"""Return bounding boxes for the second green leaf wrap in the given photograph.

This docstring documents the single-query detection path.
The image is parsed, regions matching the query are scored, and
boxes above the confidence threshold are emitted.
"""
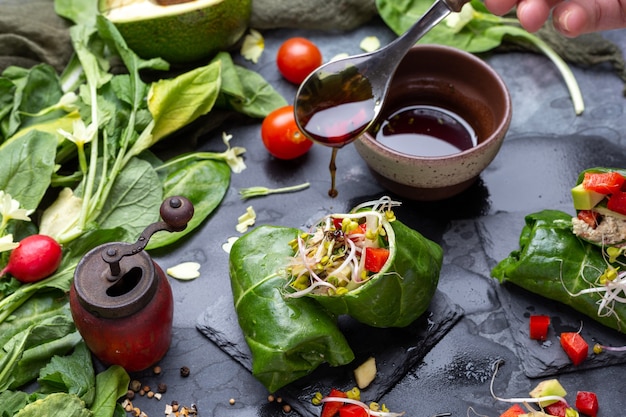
[229,212,443,392]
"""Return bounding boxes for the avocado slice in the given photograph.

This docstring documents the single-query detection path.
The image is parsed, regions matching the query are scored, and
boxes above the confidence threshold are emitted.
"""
[529,379,567,407]
[571,183,605,211]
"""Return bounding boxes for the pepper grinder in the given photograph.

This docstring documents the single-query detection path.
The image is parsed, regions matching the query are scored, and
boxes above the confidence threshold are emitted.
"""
[70,196,194,372]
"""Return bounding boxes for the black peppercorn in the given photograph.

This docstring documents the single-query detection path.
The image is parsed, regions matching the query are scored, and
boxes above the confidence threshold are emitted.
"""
[180,366,190,377]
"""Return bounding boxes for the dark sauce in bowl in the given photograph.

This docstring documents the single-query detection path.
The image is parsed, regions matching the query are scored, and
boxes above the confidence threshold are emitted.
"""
[375,105,477,157]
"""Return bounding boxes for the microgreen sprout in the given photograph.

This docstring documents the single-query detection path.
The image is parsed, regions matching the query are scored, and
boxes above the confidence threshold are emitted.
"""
[489,360,568,409]
[239,182,310,200]
[285,196,400,298]
[593,342,626,354]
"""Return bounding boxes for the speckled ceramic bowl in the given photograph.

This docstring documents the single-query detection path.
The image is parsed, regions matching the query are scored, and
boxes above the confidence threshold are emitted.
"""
[354,44,512,201]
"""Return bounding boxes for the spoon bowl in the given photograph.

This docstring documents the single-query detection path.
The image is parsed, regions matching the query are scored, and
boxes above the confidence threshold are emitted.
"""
[293,0,468,148]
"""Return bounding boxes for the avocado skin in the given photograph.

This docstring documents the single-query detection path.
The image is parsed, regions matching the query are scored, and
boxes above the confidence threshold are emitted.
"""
[105,0,251,64]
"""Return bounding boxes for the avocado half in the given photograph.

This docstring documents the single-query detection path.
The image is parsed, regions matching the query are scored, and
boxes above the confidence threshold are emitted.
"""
[100,0,251,64]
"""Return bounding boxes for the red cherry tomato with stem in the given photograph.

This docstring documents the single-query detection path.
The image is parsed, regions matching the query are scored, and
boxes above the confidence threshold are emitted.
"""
[276,37,323,84]
[261,105,313,160]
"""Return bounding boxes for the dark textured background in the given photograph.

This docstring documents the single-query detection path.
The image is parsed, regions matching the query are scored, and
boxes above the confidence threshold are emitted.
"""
[125,17,626,417]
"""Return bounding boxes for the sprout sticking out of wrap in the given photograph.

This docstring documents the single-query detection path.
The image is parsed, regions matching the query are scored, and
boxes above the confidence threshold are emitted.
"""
[285,197,443,328]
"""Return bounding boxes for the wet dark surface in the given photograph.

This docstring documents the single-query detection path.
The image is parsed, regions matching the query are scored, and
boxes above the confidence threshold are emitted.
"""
[125,18,626,417]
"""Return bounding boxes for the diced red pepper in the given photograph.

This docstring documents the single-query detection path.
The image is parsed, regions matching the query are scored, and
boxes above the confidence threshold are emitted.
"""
[321,389,347,417]
[499,404,526,417]
[583,171,625,194]
[364,247,390,273]
[575,391,599,417]
[607,190,626,215]
[529,315,550,341]
[544,400,569,417]
[560,332,589,366]
[576,210,599,228]
[338,404,369,417]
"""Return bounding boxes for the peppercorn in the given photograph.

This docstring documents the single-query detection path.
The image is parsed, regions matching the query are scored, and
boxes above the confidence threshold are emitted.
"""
[180,366,190,377]
[143,385,151,393]
[157,382,167,393]
[282,404,292,413]
[126,390,135,400]
[229,398,236,405]
[153,365,162,375]
[147,391,155,399]
[130,380,142,392]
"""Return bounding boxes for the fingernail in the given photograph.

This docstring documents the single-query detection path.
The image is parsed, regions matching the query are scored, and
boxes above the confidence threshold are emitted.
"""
[557,9,572,33]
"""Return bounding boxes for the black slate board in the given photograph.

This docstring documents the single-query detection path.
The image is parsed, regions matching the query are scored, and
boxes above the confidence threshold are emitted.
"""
[477,134,626,378]
[197,290,462,417]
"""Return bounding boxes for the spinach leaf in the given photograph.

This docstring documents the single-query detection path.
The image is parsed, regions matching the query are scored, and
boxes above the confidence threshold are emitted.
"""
[213,52,287,118]
[0,131,57,210]
[146,60,222,144]
[230,225,355,393]
[0,314,77,391]
[492,210,626,333]
[90,365,130,417]
[0,390,31,416]
[148,157,230,249]
[95,157,162,242]
[38,342,96,406]
[14,392,90,417]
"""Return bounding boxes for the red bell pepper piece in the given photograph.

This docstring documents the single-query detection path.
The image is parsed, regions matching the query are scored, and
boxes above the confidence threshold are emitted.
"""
[607,190,626,215]
[583,171,625,194]
[576,210,599,228]
[544,400,569,417]
[338,404,369,417]
[321,389,347,417]
[575,391,599,417]
[560,332,589,366]
[364,247,390,273]
[499,404,525,417]
[529,315,550,341]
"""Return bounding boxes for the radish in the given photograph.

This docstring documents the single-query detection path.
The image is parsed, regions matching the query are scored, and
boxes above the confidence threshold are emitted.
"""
[1,234,62,283]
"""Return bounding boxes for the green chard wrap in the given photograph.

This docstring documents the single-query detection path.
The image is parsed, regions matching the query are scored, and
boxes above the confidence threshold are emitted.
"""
[285,199,443,328]
[229,225,355,393]
[229,197,443,392]
[492,209,626,333]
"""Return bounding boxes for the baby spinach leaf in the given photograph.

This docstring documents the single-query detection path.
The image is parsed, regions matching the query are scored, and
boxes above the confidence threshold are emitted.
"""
[148,156,230,249]
[95,157,162,241]
[0,130,57,210]
[90,365,129,417]
[147,60,222,143]
[213,52,287,118]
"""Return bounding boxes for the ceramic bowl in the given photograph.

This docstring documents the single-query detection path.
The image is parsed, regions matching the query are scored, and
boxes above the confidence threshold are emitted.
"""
[354,44,512,201]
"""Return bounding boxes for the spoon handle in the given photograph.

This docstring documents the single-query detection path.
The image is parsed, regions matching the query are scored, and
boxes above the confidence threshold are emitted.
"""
[384,0,468,59]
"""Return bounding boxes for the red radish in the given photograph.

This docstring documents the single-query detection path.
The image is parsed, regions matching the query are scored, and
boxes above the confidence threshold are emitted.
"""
[1,234,62,283]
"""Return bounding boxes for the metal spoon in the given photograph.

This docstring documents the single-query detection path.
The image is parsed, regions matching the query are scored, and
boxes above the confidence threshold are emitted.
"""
[294,0,468,148]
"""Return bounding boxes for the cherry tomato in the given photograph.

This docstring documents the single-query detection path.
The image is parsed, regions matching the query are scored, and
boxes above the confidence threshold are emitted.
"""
[276,37,323,84]
[261,105,313,160]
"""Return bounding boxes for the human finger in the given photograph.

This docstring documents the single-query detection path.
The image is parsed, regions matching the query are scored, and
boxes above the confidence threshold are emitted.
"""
[552,0,626,37]
[515,0,563,32]
[483,0,519,16]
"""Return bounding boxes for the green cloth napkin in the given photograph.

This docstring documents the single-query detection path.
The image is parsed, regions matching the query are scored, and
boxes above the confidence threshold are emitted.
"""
[0,0,73,73]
